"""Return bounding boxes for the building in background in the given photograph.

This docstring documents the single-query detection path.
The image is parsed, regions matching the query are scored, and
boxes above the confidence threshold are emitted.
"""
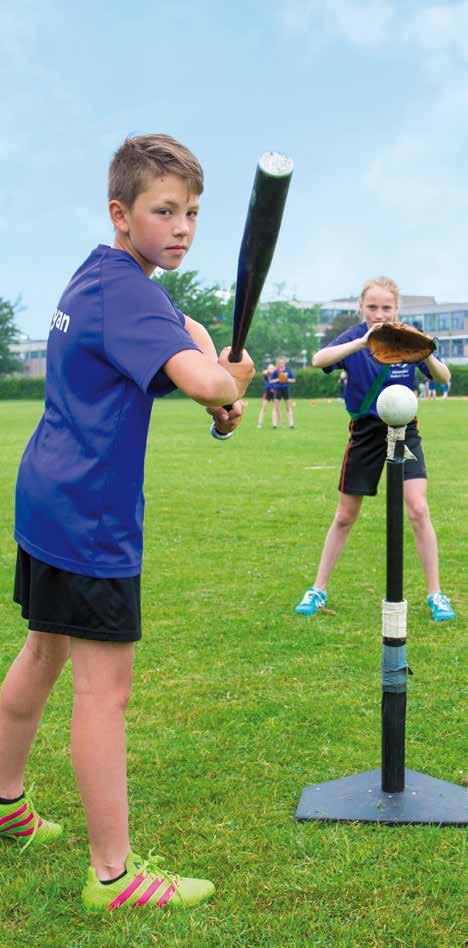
[8,294,468,374]
[319,295,468,363]
[10,336,47,377]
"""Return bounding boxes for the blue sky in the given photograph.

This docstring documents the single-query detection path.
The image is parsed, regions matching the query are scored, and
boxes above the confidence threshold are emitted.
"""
[1,0,467,338]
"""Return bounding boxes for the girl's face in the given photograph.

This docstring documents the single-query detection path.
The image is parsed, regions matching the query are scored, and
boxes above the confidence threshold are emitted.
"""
[360,285,398,328]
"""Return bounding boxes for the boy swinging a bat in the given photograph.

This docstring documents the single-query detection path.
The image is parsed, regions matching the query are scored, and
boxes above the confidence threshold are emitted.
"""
[3,134,254,912]
[295,276,456,623]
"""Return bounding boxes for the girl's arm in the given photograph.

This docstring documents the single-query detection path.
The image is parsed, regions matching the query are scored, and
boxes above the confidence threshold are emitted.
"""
[312,334,367,368]
[312,323,387,369]
[424,354,451,385]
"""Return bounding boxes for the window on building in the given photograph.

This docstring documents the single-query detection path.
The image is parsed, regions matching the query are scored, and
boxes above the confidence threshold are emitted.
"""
[451,340,464,357]
[412,319,423,331]
[451,313,465,329]
[425,314,438,332]
[438,340,450,358]
[439,313,450,330]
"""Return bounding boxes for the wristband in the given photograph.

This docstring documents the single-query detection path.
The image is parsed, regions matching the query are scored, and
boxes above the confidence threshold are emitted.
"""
[210,422,234,441]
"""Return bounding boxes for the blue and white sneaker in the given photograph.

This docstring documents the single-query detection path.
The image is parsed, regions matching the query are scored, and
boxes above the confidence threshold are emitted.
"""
[427,592,456,622]
[295,587,328,616]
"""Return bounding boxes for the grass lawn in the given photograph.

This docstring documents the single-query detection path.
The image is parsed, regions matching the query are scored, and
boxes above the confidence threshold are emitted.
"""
[0,397,466,947]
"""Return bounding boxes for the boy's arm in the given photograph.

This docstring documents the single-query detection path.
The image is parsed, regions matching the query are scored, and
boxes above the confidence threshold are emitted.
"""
[184,315,218,362]
[163,347,254,408]
[182,314,247,432]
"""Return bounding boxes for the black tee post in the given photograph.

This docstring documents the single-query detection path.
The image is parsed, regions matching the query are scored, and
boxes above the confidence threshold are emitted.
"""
[381,435,407,793]
[295,421,466,826]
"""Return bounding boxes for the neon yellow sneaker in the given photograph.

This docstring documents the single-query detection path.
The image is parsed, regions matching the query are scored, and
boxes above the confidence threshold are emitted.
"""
[0,788,63,848]
[82,851,215,912]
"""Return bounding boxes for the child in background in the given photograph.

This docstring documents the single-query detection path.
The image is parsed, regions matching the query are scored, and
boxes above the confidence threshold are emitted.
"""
[1,134,254,912]
[257,362,277,427]
[338,370,347,400]
[271,356,296,428]
[295,276,455,624]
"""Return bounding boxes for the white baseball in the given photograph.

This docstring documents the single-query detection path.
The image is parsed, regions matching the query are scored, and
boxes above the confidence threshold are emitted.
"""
[376,385,418,427]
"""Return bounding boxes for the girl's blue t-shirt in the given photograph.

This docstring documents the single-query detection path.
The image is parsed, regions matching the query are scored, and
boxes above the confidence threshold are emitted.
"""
[270,367,295,389]
[14,245,200,578]
[263,371,276,390]
[322,322,433,416]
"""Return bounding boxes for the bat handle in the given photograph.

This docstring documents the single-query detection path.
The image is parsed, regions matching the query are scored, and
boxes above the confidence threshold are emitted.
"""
[228,346,242,364]
[221,344,243,409]
[210,345,242,438]
[210,421,234,441]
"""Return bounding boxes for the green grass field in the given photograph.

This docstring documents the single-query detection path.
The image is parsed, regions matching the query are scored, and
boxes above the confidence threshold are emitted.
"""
[0,397,466,947]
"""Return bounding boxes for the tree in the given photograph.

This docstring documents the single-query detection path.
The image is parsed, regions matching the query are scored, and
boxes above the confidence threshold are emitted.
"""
[154,270,230,327]
[153,270,320,366]
[320,312,359,347]
[246,301,319,366]
[0,298,23,376]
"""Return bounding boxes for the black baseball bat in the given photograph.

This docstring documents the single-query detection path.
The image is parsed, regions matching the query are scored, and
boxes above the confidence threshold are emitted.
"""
[230,151,294,361]
[211,151,294,439]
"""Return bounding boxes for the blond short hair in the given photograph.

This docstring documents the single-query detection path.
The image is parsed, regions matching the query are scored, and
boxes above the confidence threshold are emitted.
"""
[360,276,400,307]
[108,134,204,208]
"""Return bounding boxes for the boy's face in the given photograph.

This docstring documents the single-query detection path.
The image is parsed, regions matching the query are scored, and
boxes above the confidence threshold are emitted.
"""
[360,286,398,327]
[110,173,199,275]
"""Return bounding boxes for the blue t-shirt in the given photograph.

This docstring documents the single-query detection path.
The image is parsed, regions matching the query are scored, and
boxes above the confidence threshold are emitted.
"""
[271,367,295,389]
[263,371,276,391]
[322,322,434,417]
[14,245,200,578]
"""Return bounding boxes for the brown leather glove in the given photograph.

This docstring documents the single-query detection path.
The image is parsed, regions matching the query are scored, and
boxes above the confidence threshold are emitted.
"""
[369,321,436,364]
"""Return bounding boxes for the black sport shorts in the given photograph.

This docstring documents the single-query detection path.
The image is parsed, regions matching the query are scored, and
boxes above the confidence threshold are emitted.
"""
[338,416,427,497]
[14,546,141,643]
[262,389,275,402]
[274,388,290,400]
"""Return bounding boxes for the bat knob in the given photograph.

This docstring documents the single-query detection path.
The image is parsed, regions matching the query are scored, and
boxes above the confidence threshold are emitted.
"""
[210,422,234,441]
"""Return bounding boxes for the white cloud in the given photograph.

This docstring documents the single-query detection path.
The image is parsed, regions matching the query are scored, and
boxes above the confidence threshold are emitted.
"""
[279,0,468,298]
[280,0,395,47]
[403,3,468,61]
[280,0,468,63]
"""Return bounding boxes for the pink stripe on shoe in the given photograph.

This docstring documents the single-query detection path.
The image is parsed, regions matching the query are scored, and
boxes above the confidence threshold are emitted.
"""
[0,803,28,826]
[156,883,177,907]
[133,877,164,906]
[108,874,146,909]
[9,817,43,838]
[1,812,34,832]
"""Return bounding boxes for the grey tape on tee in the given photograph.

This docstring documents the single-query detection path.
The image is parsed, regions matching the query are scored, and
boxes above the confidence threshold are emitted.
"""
[382,644,408,693]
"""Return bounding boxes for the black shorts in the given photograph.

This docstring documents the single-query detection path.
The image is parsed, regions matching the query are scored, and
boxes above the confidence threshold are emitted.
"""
[13,546,141,643]
[262,389,275,402]
[338,416,427,496]
[274,388,290,400]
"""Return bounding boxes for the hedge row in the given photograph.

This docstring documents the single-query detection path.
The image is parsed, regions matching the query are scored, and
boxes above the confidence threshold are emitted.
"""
[1,365,468,400]
[0,377,46,399]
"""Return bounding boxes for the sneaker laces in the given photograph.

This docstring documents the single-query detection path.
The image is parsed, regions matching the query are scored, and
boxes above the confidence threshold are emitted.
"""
[20,782,40,853]
[431,593,452,609]
[302,588,324,605]
[137,850,181,893]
